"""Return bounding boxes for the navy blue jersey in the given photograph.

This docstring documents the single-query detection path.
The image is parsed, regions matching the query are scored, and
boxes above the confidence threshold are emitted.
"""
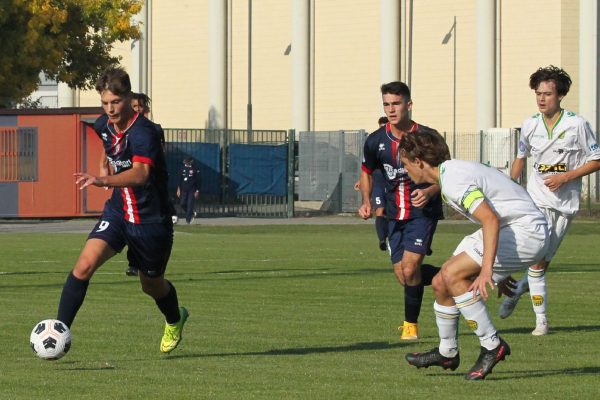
[178,164,201,192]
[362,122,443,221]
[93,113,175,224]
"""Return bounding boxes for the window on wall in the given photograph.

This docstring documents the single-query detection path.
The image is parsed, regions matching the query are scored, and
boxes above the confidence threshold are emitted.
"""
[0,127,38,182]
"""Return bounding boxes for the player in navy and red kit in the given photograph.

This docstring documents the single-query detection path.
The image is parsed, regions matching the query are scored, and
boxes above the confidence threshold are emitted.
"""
[55,67,188,354]
[358,81,442,340]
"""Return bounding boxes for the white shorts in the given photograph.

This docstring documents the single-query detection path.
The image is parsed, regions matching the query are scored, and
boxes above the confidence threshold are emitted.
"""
[453,222,549,283]
[539,207,574,262]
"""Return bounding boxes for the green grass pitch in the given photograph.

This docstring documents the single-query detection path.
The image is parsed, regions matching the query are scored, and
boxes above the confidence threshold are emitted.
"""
[1,221,599,399]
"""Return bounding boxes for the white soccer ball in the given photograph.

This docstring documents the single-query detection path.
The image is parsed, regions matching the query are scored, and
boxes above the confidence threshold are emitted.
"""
[30,319,72,360]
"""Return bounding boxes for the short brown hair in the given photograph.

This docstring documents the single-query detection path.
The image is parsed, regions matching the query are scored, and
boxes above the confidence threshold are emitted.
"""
[529,66,572,96]
[399,128,451,167]
[95,66,132,96]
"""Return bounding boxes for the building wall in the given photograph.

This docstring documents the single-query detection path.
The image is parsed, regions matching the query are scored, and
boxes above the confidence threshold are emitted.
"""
[71,0,589,134]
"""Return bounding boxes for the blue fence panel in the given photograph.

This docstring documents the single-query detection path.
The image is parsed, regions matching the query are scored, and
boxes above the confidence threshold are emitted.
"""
[228,143,287,195]
[165,142,221,195]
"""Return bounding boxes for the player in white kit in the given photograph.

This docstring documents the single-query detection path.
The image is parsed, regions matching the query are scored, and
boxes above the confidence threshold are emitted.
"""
[399,129,549,380]
[498,66,600,335]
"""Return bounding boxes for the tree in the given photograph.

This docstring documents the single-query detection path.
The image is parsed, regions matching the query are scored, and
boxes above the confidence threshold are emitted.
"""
[0,0,142,108]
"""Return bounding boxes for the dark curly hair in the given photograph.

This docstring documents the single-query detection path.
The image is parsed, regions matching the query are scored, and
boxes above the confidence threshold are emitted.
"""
[399,128,451,167]
[529,66,572,96]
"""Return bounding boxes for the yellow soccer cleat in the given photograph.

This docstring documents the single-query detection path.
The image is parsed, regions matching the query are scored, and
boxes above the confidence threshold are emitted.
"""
[399,321,419,340]
[160,307,189,354]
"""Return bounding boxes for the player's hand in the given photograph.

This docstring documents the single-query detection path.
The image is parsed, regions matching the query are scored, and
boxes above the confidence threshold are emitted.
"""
[353,180,361,191]
[543,174,567,192]
[496,276,517,298]
[410,188,430,208]
[194,192,200,200]
[176,188,181,198]
[74,172,101,190]
[468,266,495,300]
[358,203,372,219]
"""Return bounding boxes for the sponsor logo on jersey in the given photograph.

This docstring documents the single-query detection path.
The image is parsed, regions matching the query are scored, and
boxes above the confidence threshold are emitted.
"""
[534,163,567,173]
[383,163,406,180]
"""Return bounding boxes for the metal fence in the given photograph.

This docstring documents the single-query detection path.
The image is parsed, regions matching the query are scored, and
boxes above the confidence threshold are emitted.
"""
[164,128,294,218]
[296,128,600,217]
[297,130,367,213]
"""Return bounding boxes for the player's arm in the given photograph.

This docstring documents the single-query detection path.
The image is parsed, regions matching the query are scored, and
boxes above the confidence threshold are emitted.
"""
[510,157,526,182]
[99,151,110,177]
[358,169,373,219]
[544,159,600,192]
[411,184,440,208]
[75,162,151,189]
[467,200,500,300]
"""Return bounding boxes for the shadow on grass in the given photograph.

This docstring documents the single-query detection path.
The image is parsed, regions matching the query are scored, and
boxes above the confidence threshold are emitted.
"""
[500,325,600,334]
[421,365,600,380]
[165,340,410,360]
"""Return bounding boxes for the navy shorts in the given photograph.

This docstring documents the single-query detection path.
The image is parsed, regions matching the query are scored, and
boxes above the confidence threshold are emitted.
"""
[388,217,437,264]
[88,213,173,277]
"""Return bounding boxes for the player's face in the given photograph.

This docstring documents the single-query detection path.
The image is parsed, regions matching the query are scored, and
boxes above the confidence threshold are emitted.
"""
[382,93,412,126]
[535,80,562,117]
[400,155,425,184]
[131,98,142,113]
[100,90,131,126]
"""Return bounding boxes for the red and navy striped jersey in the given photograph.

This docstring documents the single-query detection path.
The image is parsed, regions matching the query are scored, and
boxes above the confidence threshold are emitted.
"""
[93,113,174,224]
[362,122,443,221]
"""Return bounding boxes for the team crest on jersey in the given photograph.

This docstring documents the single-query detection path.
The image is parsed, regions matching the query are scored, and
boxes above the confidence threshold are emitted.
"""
[378,143,385,151]
[590,143,599,151]
[518,141,527,153]
[534,163,566,174]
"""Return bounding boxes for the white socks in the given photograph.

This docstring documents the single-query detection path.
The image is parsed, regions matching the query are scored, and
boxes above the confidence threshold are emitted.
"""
[454,291,499,350]
[434,302,460,357]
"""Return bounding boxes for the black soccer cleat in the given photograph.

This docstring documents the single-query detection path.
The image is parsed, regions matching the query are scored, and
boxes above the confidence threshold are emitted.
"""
[125,266,138,276]
[465,337,511,380]
[379,240,387,251]
[405,347,460,371]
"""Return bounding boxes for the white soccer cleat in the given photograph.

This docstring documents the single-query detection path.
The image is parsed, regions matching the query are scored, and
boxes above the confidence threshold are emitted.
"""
[172,215,179,224]
[498,277,529,319]
[531,318,548,336]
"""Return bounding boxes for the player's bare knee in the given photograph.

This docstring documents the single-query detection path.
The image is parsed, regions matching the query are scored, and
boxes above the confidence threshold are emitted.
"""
[72,257,96,280]
[431,273,446,295]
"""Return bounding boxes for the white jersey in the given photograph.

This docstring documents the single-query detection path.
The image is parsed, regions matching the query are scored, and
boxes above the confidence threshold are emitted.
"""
[439,159,547,228]
[517,110,600,215]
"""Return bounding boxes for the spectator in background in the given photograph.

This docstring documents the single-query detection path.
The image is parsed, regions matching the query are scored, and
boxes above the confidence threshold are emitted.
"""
[177,157,201,224]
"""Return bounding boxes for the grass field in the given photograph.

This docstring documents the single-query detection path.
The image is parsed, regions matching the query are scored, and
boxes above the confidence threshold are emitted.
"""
[1,221,599,399]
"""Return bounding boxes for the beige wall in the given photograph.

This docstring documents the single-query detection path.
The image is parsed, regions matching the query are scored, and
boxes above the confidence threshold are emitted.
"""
[77,0,588,134]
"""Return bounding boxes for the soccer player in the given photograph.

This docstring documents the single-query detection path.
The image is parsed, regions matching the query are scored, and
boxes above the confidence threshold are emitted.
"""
[498,66,600,335]
[358,81,442,340]
[354,116,389,250]
[177,156,201,224]
[56,66,189,354]
[400,129,549,380]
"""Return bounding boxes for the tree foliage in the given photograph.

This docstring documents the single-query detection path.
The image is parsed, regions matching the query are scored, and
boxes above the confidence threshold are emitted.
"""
[0,0,142,107]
